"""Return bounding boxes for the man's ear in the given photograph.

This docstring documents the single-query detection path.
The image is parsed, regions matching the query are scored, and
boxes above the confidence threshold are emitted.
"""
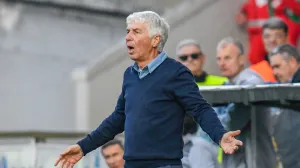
[285,35,289,43]
[289,57,298,68]
[201,54,206,64]
[238,54,245,65]
[152,35,161,48]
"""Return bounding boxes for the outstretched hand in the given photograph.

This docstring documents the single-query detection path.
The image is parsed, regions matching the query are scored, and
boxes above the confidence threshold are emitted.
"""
[54,144,84,168]
[220,130,243,154]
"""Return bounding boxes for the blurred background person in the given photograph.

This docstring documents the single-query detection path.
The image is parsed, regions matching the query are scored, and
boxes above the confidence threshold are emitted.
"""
[215,37,265,168]
[236,0,300,64]
[101,139,125,168]
[216,37,264,85]
[250,17,289,83]
[269,43,300,83]
[176,39,228,86]
[176,39,228,168]
[267,43,300,168]
[182,114,218,168]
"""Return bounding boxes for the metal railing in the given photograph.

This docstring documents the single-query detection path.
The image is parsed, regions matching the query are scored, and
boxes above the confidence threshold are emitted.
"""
[199,83,300,168]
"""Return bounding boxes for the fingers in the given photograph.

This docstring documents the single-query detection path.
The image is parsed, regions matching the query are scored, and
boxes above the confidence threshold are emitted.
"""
[55,148,71,167]
[223,146,235,155]
[60,159,66,168]
[224,142,243,154]
[54,156,62,166]
[222,139,243,155]
[55,159,74,168]
[65,161,72,168]
[66,161,75,168]
[65,161,74,168]
[234,139,243,146]
[224,145,239,154]
[229,130,241,137]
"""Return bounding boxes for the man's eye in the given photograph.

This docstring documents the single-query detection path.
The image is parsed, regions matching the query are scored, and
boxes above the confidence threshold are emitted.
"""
[134,30,141,34]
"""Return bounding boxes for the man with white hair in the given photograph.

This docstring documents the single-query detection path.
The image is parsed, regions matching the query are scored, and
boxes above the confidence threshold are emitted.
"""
[54,11,243,168]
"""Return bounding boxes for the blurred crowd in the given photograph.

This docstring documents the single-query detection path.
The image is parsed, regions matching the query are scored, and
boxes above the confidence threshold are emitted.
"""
[102,1,300,168]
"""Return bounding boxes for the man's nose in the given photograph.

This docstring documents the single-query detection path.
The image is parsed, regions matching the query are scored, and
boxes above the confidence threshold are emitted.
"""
[273,70,279,76]
[107,159,114,164]
[218,60,225,67]
[269,36,277,43]
[187,56,195,62]
[126,32,132,41]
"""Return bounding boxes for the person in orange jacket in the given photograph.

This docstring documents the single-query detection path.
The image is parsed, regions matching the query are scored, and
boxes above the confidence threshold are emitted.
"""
[236,0,300,65]
[250,17,289,83]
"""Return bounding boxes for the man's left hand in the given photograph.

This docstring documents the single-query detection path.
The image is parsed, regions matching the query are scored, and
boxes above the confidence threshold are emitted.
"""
[220,130,243,154]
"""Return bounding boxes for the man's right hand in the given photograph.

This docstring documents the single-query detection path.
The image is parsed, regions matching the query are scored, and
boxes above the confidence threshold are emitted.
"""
[54,144,84,168]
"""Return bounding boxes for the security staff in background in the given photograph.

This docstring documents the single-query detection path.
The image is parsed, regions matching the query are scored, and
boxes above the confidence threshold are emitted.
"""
[176,39,228,86]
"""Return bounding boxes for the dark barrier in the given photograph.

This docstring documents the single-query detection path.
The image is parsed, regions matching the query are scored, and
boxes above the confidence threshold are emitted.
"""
[199,84,300,168]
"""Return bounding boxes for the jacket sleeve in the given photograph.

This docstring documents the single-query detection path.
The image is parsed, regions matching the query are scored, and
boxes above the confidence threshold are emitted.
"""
[171,66,227,145]
[77,75,126,155]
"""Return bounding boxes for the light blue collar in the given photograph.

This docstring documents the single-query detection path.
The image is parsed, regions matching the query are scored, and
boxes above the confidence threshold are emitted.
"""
[133,51,167,73]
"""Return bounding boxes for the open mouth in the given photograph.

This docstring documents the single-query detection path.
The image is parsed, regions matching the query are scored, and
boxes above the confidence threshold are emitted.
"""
[127,46,134,53]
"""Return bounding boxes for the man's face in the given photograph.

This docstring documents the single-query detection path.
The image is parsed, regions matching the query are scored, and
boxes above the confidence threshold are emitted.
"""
[269,54,298,83]
[263,28,288,53]
[177,45,204,75]
[126,22,155,61]
[102,144,125,168]
[217,44,244,79]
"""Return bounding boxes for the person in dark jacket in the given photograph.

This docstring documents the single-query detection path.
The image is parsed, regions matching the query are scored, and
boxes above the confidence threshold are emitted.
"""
[269,43,300,83]
[268,43,300,168]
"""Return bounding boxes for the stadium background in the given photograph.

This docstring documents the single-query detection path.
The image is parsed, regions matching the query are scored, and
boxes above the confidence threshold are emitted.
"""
[0,0,291,167]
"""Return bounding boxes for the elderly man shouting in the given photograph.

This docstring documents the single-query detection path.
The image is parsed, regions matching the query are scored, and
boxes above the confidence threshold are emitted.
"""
[54,11,243,168]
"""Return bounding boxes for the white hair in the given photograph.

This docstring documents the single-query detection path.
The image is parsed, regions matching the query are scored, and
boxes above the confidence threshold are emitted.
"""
[176,39,201,55]
[216,37,244,56]
[126,11,170,52]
